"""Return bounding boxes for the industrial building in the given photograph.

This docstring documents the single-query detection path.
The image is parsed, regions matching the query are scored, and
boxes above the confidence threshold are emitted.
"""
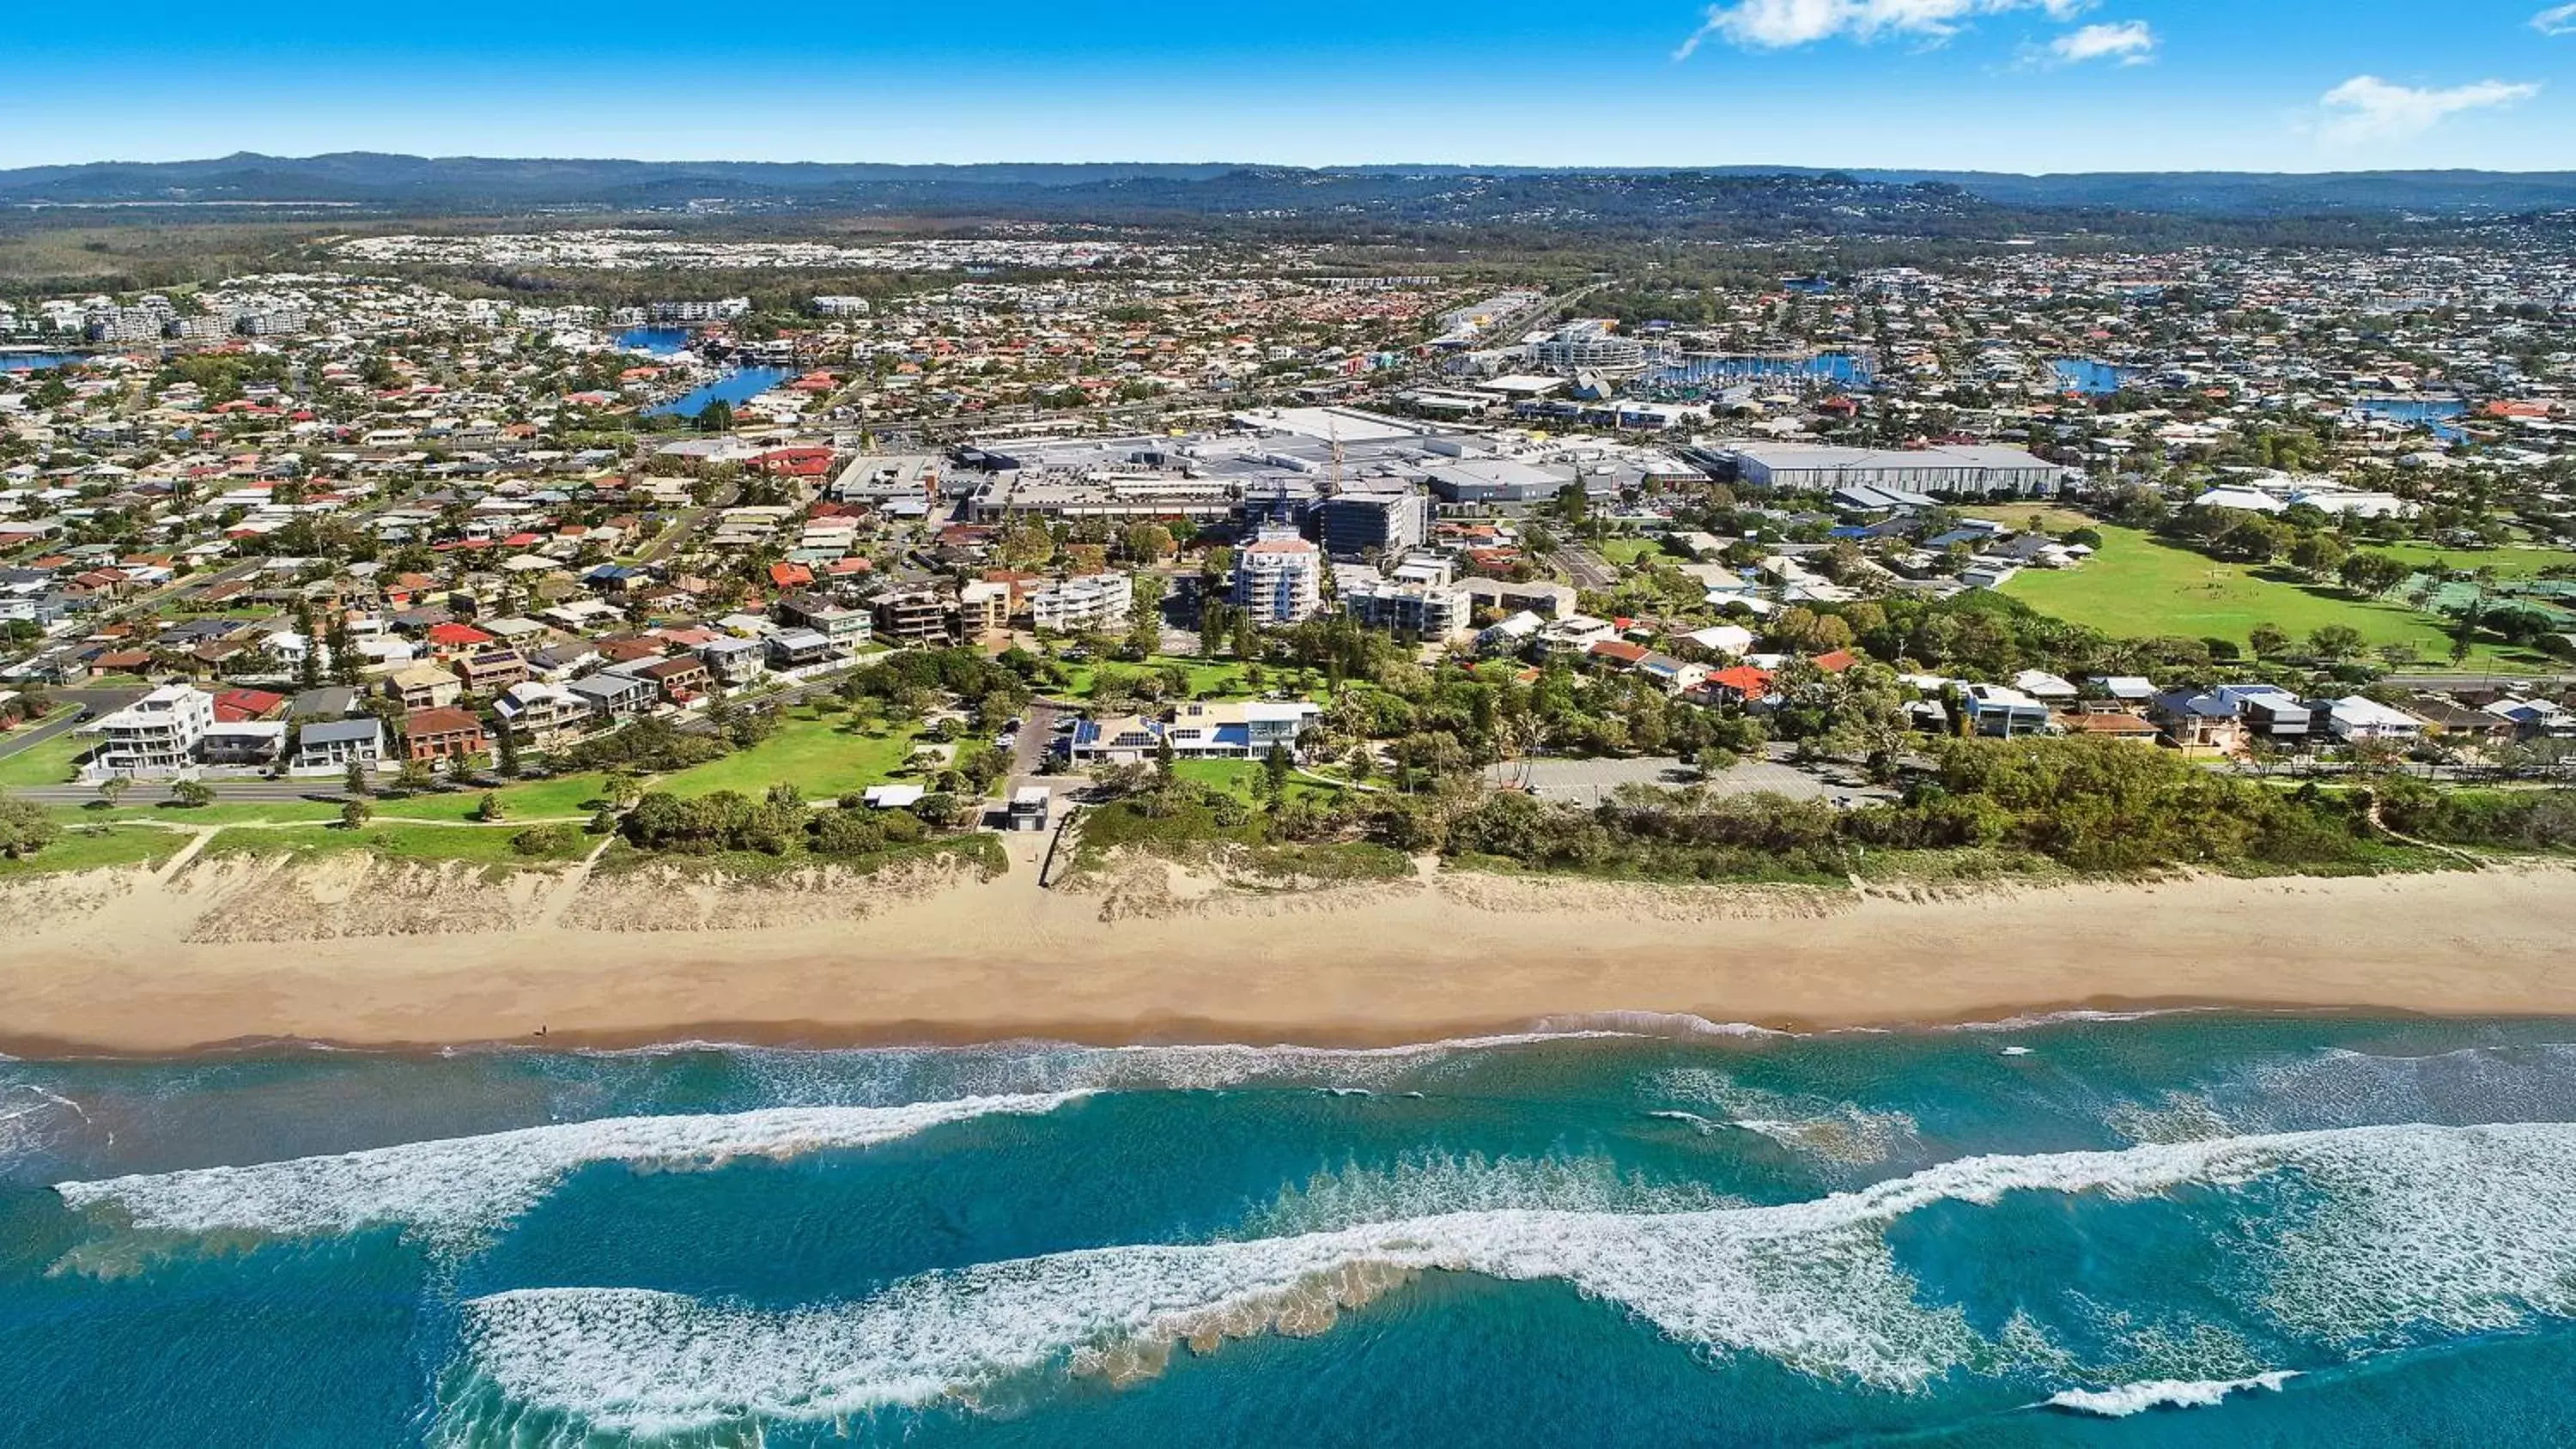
[1715,443,2072,499]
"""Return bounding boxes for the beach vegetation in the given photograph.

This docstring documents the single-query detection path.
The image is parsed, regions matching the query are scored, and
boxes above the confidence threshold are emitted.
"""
[0,796,63,858]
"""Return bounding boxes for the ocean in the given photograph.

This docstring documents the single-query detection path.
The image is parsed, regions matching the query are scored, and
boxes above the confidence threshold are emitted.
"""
[10,1012,2576,1446]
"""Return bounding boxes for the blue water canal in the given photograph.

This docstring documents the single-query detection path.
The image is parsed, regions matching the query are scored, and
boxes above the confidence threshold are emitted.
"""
[644,367,793,420]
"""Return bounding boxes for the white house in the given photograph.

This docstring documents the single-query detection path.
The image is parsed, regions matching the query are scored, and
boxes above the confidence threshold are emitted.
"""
[85,684,215,776]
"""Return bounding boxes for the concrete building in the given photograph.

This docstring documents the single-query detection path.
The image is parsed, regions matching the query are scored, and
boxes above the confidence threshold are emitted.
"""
[1719,443,2070,499]
[1028,574,1134,635]
[86,685,215,776]
[1340,577,1473,640]
[403,706,489,766]
[1315,487,1430,560]
[870,587,959,646]
[1230,531,1322,625]
[492,681,592,750]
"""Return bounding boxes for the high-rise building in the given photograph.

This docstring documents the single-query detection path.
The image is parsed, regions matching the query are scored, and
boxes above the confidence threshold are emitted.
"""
[1230,531,1322,626]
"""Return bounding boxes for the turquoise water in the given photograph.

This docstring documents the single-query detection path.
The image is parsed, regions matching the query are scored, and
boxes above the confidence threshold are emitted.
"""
[645,367,793,420]
[13,1013,2576,1445]
[0,352,85,372]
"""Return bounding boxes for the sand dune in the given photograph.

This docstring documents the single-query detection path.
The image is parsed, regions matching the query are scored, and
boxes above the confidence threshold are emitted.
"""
[5,845,2576,1052]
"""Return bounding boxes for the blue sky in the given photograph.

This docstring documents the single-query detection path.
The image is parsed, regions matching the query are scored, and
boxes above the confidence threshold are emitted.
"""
[6,2,2571,172]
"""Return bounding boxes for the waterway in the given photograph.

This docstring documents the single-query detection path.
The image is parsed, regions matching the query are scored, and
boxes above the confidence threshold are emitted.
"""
[2354,397,2467,441]
[644,366,793,420]
[0,352,87,373]
[614,327,691,357]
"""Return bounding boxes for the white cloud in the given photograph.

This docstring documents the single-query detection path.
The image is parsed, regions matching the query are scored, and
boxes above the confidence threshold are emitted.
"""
[2048,19,2155,64]
[2316,75,2542,146]
[1674,0,2087,59]
[2533,3,2576,36]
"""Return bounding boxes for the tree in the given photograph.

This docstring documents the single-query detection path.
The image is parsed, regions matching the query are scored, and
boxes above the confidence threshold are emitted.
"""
[340,797,374,829]
[2308,624,2366,661]
[2287,534,2348,581]
[1121,521,1174,563]
[344,759,374,797]
[397,757,434,793]
[94,776,129,809]
[0,797,60,859]
[495,727,522,778]
[294,598,324,689]
[2247,622,2291,659]
[1263,742,1292,800]
[170,779,216,809]
[474,791,505,822]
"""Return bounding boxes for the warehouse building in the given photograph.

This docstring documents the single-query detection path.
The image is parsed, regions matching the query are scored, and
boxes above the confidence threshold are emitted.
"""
[1716,443,2072,499]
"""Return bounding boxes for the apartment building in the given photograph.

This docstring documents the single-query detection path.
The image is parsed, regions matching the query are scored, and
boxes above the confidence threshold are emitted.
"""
[870,587,959,646]
[403,706,489,766]
[1028,573,1134,634]
[1230,531,1322,626]
[86,685,215,777]
[1340,577,1472,640]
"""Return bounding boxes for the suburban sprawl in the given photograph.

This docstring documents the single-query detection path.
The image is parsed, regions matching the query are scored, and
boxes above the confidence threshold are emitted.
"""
[5,201,2576,904]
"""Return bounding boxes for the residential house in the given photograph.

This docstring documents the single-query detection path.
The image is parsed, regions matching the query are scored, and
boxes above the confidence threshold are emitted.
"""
[383,660,464,711]
[2319,695,2427,743]
[696,636,767,688]
[403,706,489,766]
[291,717,385,773]
[775,591,870,645]
[566,670,658,719]
[198,720,287,767]
[1959,683,2052,738]
[452,647,529,696]
[493,681,594,750]
[2151,690,2244,754]
[765,628,840,669]
[635,653,713,704]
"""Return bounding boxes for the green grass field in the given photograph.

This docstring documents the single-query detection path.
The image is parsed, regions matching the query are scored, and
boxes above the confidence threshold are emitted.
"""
[0,823,186,876]
[0,724,92,788]
[659,710,922,799]
[2000,524,2545,669]
[1058,655,1298,702]
[2367,541,2576,580]
[1170,758,1345,803]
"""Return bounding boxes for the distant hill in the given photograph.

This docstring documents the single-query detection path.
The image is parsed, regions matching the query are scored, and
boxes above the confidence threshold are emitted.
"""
[4,154,2574,223]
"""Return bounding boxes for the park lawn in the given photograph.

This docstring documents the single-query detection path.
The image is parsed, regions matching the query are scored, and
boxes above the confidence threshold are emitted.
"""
[659,710,922,800]
[1170,758,1345,804]
[2001,524,2543,669]
[377,772,617,822]
[2367,541,2576,579]
[1600,537,1676,567]
[0,823,185,876]
[74,797,348,827]
[0,724,92,788]
[202,820,590,867]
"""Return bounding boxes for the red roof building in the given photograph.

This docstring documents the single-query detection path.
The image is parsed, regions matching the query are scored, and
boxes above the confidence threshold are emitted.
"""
[213,688,289,723]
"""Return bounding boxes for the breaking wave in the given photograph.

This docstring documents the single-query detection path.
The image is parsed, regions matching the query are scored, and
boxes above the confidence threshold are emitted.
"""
[440,1122,2576,1439]
[2045,1370,2298,1416]
[1649,1068,1920,1166]
[53,1093,1091,1251]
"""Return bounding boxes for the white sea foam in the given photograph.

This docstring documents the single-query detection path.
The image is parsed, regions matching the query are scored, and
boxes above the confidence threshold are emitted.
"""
[0,1083,88,1161]
[1530,1012,1789,1040]
[1999,1046,2032,1057]
[2044,1370,2298,1416]
[54,1093,1091,1250]
[450,1122,2576,1436]
[1236,1151,1736,1238]
[1649,1069,1919,1166]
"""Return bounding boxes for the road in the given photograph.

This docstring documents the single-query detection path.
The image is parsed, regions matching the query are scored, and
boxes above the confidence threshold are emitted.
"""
[0,688,143,761]
[1552,545,1618,591]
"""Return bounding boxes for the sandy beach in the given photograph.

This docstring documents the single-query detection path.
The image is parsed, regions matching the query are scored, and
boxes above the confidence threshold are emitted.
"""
[6,832,2576,1055]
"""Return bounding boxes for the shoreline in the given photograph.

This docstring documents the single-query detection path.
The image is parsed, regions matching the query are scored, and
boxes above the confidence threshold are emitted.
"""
[8,850,2576,1058]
